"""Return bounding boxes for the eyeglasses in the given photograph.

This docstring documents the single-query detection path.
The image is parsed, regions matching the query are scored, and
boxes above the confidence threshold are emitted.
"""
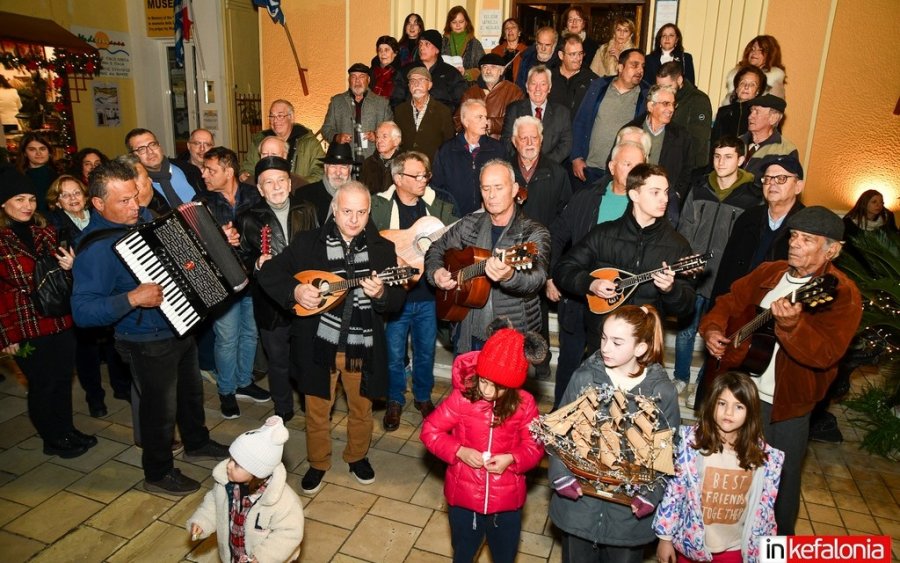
[761,174,798,185]
[567,17,584,23]
[268,113,292,121]
[653,100,678,109]
[400,172,431,182]
[59,192,84,200]
[130,141,160,155]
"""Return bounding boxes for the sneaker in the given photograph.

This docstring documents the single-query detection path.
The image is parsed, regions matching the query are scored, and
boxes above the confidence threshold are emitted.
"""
[219,393,240,419]
[349,457,375,485]
[235,382,271,403]
[673,380,687,395]
[43,435,89,459]
[183,439,230,462]
[383,401,402,432]
[414,400,436,419]
[144,468,200,496]
[301,467,326,494]
[684,383,698,409]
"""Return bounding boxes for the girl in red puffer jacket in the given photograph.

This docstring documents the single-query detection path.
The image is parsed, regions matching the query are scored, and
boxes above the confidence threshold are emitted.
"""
[421,325,546,563]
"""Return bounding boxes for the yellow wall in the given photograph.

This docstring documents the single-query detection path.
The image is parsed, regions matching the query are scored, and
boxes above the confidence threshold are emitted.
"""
[0,0,136,158]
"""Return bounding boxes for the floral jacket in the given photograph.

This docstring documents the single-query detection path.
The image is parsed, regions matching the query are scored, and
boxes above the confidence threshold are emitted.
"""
[652,425,784,563]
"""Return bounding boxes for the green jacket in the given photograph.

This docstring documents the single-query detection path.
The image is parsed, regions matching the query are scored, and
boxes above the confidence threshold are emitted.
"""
[241,124,325,183]
[673,80,713,171]
[369,184,457,230]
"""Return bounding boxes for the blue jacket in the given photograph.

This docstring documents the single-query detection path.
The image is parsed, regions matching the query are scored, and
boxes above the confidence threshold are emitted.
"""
[431,133,506,216]
[72,210,174,341]
[571,76,648,162]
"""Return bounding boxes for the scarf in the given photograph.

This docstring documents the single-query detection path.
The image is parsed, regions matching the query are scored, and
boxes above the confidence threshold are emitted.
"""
[146,157,183,207]
[313,222,374,373]
[226,479,268,563]
[449,31,467,57]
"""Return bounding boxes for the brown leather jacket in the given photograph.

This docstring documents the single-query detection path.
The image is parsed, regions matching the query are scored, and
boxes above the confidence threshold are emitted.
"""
[455,80,524,139]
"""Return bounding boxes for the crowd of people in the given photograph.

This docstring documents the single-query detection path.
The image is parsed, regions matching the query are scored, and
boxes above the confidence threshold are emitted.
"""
[0,5,891,563]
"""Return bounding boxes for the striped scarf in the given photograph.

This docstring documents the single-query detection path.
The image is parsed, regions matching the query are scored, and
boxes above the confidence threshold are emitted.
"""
[314,224,374,373]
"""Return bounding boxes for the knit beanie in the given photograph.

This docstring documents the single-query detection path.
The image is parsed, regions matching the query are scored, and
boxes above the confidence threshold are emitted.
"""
[477,328,528,389]
[228,415,289,478]
[0,164,38,205]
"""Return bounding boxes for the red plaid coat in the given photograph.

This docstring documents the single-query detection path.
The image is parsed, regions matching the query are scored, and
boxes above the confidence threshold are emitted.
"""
[0,224,72,349]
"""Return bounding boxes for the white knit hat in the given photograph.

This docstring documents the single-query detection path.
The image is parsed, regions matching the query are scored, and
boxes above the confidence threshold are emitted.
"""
[229,416,289,478]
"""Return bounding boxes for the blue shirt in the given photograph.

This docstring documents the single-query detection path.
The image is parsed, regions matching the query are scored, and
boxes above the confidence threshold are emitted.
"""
[152,163,197,206]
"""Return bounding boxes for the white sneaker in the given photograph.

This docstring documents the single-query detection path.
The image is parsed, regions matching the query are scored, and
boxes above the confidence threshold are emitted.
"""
[684,383,698,408]
[673,380,687,395]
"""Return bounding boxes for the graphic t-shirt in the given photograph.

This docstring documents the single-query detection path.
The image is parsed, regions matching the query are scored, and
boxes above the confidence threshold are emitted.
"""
[700,449,753,554]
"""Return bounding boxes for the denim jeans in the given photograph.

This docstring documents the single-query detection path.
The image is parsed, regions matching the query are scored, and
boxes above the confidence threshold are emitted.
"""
[212,294,258,395]
[448,506,521,563]
[385,300,437,405]
[674,294,709,383]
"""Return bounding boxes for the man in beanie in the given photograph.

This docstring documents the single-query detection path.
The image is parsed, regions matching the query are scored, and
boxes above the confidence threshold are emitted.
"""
[322,63,393,162]
[397,29,467,114]
[188,415,305,563]
[237,156,319,422]
[700,205,862,535]
[455,53,523,138]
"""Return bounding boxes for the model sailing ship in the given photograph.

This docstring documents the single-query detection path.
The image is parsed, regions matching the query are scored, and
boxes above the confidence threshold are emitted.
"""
[531,384,675,506]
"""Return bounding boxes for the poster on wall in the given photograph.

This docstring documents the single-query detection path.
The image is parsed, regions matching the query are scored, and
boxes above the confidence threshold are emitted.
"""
[145,0,175,38]
[93,83,121,127]
[71,27,132,79]
[479,9,502,50]
[653,0,679,39]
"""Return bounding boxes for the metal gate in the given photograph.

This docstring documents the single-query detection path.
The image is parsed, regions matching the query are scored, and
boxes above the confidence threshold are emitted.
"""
[233,93,262,163]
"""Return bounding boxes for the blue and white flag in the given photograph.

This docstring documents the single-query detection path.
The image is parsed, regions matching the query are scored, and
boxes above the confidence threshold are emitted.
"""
[174,0,193,67]
[253,0,285,25]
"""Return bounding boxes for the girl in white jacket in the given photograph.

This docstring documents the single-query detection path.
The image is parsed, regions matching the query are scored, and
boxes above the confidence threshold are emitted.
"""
[188,416,304,563]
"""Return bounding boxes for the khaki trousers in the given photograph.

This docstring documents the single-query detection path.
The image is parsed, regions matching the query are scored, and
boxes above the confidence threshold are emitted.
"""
[305,352,373,470]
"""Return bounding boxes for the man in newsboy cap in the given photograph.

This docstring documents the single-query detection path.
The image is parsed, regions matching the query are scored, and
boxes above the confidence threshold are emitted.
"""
[322,62,393,160]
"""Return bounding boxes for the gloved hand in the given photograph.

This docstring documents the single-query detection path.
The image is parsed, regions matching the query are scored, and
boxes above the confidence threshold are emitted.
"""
[552,475,583,500]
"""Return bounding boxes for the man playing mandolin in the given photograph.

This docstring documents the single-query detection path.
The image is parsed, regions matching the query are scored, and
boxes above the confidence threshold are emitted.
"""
[258,181,407,495]
[699,206,862,535]
[425,159,550,355]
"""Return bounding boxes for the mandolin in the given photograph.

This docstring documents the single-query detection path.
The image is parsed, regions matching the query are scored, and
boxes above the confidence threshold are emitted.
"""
[380,216,455,283]
[292,266,418,316]
[436,242,538,322]
[586,253,711,314]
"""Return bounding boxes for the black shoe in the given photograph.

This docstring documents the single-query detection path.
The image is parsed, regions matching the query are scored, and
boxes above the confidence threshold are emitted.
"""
[89,403,109,418]
[113,390,131,402]
[349,457,375,485]
[183,439,230,462]
[383,401,402,432]
[235,382,271,402]
[67,429,98,449]
[275,410,294,423]
[219,393,240,419]
[43,435,89,458]
[301,467,326,494]
[143,468,200,496]
[414,400,436,419]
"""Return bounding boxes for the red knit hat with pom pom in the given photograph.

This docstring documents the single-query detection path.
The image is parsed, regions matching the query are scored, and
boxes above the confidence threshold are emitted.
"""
[476,328,527,389]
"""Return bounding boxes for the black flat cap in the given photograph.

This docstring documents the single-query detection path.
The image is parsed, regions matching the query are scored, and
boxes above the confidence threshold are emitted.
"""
[787,206,845,241]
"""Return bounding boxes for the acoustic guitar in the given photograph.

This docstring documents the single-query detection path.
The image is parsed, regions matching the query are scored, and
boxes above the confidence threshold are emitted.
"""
[436,242,538,322]
[703,274,838,390]
[586,253,711,315]
[292,266,418,316]
[380,216,455,283]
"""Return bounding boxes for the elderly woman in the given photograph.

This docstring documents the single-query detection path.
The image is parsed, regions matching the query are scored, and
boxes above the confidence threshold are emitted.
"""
[558,6,599,70]
[370,35,401,101]
[0,165,93,458]
[644,23,695,85]
[492,18,527,83]
[711,65,768,147]
[591,17,635,76]
[441,6,485,82]
[721,35,786,104]
[15,132,58,213]
[398,13,424,67]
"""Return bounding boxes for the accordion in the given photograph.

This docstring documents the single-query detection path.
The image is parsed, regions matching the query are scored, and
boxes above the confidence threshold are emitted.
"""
[114,202,249,336]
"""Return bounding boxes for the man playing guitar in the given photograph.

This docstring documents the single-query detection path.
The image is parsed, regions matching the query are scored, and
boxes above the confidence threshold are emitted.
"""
[699,206,862,535]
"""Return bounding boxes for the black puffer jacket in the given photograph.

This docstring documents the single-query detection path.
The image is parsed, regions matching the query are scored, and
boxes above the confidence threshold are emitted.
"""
[236,195,319,330]
[424,207,550,353]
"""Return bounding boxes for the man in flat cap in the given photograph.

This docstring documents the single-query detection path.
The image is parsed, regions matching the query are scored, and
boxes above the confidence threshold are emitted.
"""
[739,94,798,179]
[700,205,862,535]
[322,63,393,162]
[394,66,455,164]
[455,53,523,138]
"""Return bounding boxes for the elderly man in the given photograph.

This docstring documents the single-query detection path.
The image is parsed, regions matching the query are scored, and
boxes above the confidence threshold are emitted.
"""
[570,49,648,189]
[180,128,214,171]
[296,142,355,224]
[501,65,572,164]
[432,99,506,216]
[360,121,402,194]
[370,151,457,430]
[700,206,861,535]
[548,34,598,118]
[125,128,205,209]
[257,135,308,191]
[240,99,324,184]
[426,159,550,354]
[394,67,455,164]
[457,53,523,138]
[740,94,798,178]
[237,156,319,422]
[623,84,692,224]
[322,63,393,163]
[72,161,229,495]
[195,147,268,418]
[655,61,712,172]
[515,26,559,90]
[548,139,647,405]
[397,29,466,113]
[258,181,406,494]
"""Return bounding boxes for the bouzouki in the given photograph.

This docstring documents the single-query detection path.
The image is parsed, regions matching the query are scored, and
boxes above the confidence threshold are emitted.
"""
[586,253,711,315]
[292,266,418,316]
[380,216,455,283]
[703,274,838,391]
[436,242,538,322]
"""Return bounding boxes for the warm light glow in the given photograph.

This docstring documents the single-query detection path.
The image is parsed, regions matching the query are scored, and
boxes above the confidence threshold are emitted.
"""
[850,178,898,210]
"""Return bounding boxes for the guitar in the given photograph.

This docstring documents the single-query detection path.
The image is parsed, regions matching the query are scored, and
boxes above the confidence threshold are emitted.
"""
[586,253,711,314]
[292,266,419,316]
[380,216,455,283]
[703,274,838,388]
[436,242,538,322]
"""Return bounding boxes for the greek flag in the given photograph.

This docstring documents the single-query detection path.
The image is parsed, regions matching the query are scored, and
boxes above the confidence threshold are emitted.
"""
[253,0,285,25]
[174,0,193,67]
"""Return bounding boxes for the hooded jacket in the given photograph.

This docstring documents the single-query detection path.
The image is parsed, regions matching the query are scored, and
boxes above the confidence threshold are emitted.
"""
[420,350,544,513]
